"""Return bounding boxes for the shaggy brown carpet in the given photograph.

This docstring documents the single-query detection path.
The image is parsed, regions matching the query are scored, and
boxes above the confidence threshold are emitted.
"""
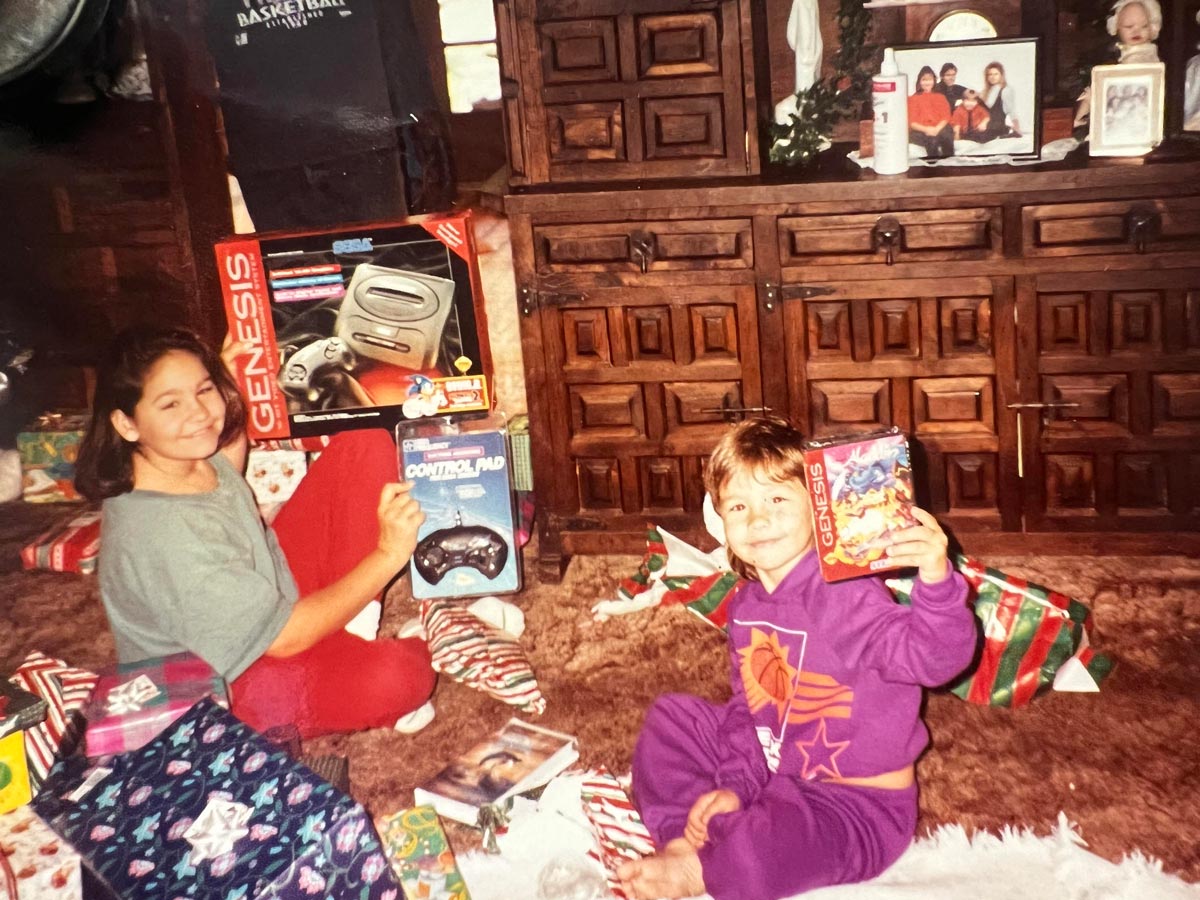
[2,501,1198,883]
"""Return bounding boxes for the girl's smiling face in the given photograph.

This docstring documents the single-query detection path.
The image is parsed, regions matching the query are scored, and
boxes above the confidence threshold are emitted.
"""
[716,467,814,592]
[113,349,227,469]
[919,72,936,92]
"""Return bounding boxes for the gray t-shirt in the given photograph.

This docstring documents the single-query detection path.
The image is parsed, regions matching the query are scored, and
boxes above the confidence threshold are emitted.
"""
[99,453,298,680]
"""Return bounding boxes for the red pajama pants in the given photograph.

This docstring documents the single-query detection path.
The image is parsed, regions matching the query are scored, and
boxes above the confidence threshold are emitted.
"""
[230,429,436,738]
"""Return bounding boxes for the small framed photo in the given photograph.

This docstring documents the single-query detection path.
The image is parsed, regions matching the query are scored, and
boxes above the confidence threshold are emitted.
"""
[1089,63,1165,156]
[891,36,1040,160]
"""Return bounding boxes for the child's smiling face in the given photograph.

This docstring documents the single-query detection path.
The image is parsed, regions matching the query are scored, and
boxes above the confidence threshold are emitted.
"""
[716,467,814,592]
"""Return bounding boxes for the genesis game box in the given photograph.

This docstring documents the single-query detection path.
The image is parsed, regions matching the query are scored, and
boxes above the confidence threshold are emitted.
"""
[804,428,918,582]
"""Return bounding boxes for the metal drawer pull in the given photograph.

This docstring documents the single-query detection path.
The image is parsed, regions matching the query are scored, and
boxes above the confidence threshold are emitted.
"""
[1126,207,1160,254]
[872,215,903,266]
[702,397,773,424]
[1005,402,1080,409]
[630,233,654,274]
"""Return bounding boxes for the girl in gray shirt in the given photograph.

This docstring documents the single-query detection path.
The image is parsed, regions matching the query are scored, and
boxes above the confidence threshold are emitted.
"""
[76,325,436,738]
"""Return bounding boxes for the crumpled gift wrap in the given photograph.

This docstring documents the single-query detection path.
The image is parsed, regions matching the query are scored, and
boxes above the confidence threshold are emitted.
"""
[579,768,655,900]
[8,653,97,791]
[420,599,546,715]
[32,698,402,900]
[887,556,1114,708]
[593,527,742,628]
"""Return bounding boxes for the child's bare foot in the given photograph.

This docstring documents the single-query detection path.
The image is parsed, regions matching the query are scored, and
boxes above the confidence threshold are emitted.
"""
[617,838,706,899]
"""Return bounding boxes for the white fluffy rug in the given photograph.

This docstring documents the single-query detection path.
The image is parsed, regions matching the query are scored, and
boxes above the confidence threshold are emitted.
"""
[458,812,1199,900]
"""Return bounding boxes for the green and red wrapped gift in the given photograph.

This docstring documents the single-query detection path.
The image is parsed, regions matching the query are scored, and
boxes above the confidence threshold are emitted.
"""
[20,510,101,575]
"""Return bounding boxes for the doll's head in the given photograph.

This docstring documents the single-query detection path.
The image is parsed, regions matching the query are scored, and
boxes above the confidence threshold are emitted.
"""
[1107,0,1161,45]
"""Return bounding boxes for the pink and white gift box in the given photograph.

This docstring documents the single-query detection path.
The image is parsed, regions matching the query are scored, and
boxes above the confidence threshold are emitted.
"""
[83,653,227,758]
[0,805,82,899]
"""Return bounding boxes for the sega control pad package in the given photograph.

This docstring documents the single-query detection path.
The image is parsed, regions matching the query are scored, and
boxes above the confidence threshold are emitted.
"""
[399,414,521,600]
[217,212,491,440]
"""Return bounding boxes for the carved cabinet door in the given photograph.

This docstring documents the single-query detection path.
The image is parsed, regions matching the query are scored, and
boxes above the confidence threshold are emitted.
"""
[495,0,758,185]
[1016,268,1200,533]
[776,275,1022,537]
[511,212,765,568]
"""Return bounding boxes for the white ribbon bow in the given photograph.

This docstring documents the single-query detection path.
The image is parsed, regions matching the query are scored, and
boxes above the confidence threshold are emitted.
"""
[105,674,162,715]
[183,798,254,864]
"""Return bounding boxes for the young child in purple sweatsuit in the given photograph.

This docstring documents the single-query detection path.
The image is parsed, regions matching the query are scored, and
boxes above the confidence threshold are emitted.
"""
[618,417,978,900]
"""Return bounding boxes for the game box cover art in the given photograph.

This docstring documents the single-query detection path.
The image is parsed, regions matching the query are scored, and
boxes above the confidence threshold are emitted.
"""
[217,212,491,440]
[803,428,919,583]
[400,415,520,601]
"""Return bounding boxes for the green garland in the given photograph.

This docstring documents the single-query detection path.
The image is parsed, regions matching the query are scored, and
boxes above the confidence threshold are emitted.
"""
[766,0,875,166]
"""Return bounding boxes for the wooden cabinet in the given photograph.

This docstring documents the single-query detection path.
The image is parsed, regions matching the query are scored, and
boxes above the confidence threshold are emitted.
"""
[495,0,759,186]
[508,159,1200,577]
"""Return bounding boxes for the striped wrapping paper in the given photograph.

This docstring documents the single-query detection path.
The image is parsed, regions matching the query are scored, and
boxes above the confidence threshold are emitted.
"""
[19,510,101,575]
[8,653,97,791]
[887,556,1113,708]
[419,599,546,715]
[579,767,655,899]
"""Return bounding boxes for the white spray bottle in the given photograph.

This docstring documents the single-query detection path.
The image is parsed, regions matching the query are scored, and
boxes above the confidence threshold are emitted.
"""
[872,48,909,175]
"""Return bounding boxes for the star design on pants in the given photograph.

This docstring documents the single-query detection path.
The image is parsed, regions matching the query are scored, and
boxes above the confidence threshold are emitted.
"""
[795,719,850,781]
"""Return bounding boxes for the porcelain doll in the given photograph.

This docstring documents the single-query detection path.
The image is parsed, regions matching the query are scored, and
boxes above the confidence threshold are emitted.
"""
[1107,0,1162,64]
[1185,10,1200,131]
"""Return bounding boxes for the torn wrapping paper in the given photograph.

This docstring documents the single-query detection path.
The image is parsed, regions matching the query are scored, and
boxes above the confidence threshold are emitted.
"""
[887,556,1113,707]
[579,767,655,900]
[421,599,546,714]
[0,805,83,899]
[592,526,742,627]
[377,805,472,900]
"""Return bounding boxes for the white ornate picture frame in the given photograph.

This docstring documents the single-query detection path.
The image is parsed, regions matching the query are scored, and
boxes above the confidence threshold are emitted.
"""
[1089,62,1165,157]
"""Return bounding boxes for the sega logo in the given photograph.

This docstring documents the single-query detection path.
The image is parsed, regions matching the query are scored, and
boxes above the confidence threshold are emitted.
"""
[332,237,373,254]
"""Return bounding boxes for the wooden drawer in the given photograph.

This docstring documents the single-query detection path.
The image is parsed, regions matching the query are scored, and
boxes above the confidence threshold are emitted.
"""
[532,218,754,274]
[777,207,1001,268]
[1022,196,1200,257]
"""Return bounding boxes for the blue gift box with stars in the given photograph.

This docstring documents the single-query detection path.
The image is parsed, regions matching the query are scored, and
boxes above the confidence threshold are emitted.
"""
[32,698,401,899]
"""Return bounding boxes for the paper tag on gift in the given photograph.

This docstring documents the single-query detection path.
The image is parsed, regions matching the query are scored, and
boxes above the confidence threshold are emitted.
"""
[106,674,162,715]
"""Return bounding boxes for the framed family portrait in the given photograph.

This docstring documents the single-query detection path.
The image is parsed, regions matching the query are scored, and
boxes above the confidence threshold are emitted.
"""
[892,36,1040,160]
[1089,63,1165,156]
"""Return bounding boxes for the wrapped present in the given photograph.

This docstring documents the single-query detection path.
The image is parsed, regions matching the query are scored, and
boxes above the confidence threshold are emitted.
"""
[0,805,83,898]
[420,599,545,715]
[8,653,96,792]
[0,731,33,815]
[0,807,79,898]
[83,653,228,758]
[579,768,655,900]
[33,698,403,900]
[19,510,101,575]
[887,556,1114,708]
[16,413,89,503]
[245,448,308,508]
[377,805,471,900]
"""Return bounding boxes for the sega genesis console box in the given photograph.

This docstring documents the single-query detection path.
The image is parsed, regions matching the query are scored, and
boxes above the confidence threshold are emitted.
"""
[400,417,520,600]
[217,212,492,440]
[803,428,919,583]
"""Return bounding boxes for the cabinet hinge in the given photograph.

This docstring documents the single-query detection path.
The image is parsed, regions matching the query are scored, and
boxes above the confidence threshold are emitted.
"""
[780,284,836,301]
[520,286,588,316]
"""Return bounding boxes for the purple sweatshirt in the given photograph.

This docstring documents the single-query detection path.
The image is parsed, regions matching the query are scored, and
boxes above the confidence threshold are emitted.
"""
[712,550,976,801]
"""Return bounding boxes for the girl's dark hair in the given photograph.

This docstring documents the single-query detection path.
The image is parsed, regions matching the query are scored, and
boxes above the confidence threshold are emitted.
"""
[75,326,246,502]
[703,416,808,581]
[916,65,938,91]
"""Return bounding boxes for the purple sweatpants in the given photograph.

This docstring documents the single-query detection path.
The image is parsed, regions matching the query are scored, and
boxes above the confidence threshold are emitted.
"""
[631,694,917,900]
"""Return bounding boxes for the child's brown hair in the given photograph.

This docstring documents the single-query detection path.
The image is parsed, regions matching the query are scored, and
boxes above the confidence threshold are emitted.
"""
[704,416,809,580]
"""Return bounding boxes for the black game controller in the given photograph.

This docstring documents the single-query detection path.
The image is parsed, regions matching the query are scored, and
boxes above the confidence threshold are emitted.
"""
[413,524,509,584]
[278,337,356,399]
